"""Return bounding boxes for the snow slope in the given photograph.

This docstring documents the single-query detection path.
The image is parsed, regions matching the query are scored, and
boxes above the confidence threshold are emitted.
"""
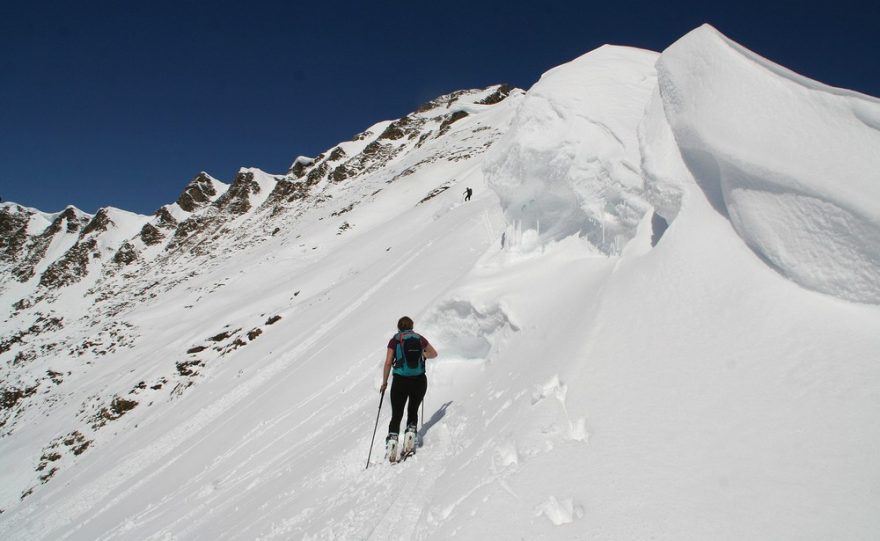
[1,24,879,540]
[487,45,658,253]
[654,25,880,303]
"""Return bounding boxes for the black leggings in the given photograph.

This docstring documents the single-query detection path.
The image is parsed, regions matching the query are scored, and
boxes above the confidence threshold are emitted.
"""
[388,375,427,435]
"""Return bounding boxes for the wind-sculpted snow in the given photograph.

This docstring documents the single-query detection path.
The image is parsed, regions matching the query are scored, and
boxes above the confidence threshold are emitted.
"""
[423,300,518,362]
[655,25,880,303]
[485,45,657,254]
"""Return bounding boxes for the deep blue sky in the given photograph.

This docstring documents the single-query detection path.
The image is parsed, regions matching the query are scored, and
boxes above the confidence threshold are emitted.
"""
[2,0,877,215]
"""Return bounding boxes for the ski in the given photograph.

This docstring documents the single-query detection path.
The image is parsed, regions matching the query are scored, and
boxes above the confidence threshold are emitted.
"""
[383,427,418,465]
[385,434,399,464]
[400,428,417,461]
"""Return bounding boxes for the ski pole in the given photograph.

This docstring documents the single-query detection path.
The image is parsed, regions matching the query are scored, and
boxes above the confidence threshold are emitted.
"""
[365,389,385,470]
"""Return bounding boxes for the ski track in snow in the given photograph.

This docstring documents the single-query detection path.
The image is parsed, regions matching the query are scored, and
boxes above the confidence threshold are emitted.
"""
[8,173,506,540]
[112,354,375,540]
[17,241,436,540]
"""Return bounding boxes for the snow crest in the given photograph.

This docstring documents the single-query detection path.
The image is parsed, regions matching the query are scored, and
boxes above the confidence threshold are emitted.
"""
[655,25,880,303]
[485,46,658,254]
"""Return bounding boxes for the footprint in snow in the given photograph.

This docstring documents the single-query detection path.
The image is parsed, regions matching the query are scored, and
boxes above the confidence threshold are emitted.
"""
[535,496,584,525]
[531,375,567,405]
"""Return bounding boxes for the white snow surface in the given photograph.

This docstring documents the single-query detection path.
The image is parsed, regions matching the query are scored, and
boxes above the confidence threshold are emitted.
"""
[655,24,880,303]
[289,155,315,169]
[1,25,879,541]
[486,45,658,253]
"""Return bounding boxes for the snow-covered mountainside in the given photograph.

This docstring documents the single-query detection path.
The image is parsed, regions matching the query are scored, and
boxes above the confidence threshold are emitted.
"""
[1,24,879,540]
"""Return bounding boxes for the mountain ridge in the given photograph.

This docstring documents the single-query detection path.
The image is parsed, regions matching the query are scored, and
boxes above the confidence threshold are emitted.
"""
[0,82,521,514]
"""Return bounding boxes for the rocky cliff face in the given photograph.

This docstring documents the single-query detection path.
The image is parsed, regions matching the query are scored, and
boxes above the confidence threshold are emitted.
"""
[176,172,220,212]
[0,206,91,286]
[0,84,518,505]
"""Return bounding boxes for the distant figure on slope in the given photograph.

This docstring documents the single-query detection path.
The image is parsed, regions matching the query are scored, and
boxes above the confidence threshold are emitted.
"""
[464,187,473,201]
[380,316,438,462]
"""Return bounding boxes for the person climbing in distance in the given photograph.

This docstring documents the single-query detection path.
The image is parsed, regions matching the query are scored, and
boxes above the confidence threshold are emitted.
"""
[380,316,438,462]
[464,187,473,201]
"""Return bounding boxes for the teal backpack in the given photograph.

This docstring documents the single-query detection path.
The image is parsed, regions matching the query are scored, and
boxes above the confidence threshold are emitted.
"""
[392,331,426,377]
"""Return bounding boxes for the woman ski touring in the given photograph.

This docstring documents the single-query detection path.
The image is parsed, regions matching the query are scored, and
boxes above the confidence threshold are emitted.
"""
[380,316,438,462]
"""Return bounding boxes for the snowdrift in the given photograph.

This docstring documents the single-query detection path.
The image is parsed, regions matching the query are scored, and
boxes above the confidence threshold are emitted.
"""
[486,45,658,254]
[654,25,880,303]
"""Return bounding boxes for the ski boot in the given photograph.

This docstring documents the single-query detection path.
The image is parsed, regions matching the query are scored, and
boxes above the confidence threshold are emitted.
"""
[385,433,399,463]
[401,424,418,460]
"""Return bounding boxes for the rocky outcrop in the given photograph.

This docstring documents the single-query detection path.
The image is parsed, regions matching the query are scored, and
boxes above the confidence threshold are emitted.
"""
[344,138,407,180]
[416,89,474,113]
[11,208,89,283]
[39,238,97,290]
[288,156,316,178]
[139,224,165,246]
[0,205,31,264]
[154,207,178,228]
[214,171,258,215]
[165,215,216,253]
[57,208,88,235]
[82,209,112,236]
[379,117,418,141]
[438,110,469,137]
[478,84,513,105]
[264,179,310,207]
[330,165,352,183]
[113,241,139,266]
[328,147,346,161]
[138,206,179,246]
[305,162,330,186]
[177,173,219,212]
